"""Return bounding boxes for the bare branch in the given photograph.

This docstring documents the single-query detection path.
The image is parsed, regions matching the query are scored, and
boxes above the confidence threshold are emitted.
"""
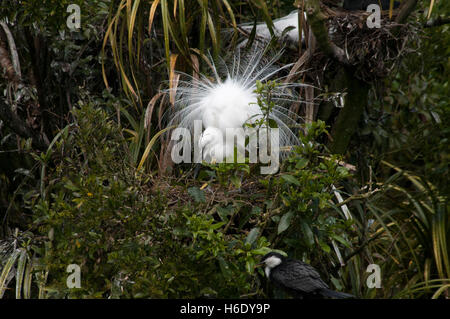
[425,17,450,28]
[395,0,418,24]
[0,22,21,79]
[0,30,19,84]
[305,0,349,64]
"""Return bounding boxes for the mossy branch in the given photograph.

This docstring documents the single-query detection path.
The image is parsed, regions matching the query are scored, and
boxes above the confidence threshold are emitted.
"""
[305,0,348,64]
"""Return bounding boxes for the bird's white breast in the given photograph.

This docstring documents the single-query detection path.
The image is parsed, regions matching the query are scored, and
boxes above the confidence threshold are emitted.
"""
[265,255,282,268]
[263,255,282,278]
[265,266,271,278]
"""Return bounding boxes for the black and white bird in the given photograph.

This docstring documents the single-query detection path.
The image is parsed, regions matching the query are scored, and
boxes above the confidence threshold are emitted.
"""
[258,252,354,299]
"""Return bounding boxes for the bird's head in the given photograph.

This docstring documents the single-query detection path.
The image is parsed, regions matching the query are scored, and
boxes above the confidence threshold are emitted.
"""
[257,252,285,270]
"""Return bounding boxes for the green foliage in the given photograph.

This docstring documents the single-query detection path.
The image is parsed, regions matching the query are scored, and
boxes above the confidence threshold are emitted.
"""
[0,100,358,299]
[367,164,449,298]
[248,80,278,129]
[0,229,50,299]
[1,0,449,300]
[203,162,251,189]
[273,121,351,248]
[347,17,450,298]
[255,120,357,295]
[24,104,271,298]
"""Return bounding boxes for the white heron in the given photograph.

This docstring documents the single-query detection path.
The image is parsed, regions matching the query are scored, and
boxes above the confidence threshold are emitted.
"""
[237,10,306,46]
[168,45,308,165]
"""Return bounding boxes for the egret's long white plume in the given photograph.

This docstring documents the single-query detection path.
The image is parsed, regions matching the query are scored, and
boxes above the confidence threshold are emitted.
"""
[236,11,305,46]
[168,46,308,163]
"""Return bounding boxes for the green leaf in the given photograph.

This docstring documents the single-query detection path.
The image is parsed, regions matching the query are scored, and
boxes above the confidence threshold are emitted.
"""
[23,258,33,299]
[230,175,242,188]
[210,221,226,230]
[64,180,79,192]
[281,174,301,186]
[278,211,294,234]
[330,276,343,291]
[217,206,233,221]
[0,249,21,298]
[301,221,315,247]
[330,234,351,248]
[268,119,278,128]
[218,256,232,279]
[295,157,309,170]
[15,249,27,299]
[251,247,273,255]
[245,227,260,246]
[246,257,256,274]
[187,187,206,203]
[251,206,262,215]
[319,240,331,253]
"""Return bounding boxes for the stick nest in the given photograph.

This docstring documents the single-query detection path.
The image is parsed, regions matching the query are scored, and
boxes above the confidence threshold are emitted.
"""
[315,5,420,81]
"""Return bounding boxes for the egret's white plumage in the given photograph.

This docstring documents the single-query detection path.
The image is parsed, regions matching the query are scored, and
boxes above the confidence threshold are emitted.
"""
[198,127,242,163]
[238,11,306,46]
[233,11,337,47]
[169,46,307,163]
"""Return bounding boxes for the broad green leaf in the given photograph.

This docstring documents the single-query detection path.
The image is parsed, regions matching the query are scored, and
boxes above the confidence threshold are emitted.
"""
[301,221,315,247]
[319,240,331,253]
[217,206,233,221]
[278,211,294,234]
[295,157,309,169]
[246,257,255,274]
[218,256,232,279]
[281,174,301,186]
[245,227,260,246]
[330,234,351,248]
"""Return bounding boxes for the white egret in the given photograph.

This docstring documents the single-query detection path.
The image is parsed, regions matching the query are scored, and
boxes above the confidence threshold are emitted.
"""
[237,11,306,46]
[168,46,308,164]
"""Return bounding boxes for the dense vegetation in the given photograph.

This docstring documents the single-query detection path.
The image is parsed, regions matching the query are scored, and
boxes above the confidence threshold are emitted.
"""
[0,0,448,298]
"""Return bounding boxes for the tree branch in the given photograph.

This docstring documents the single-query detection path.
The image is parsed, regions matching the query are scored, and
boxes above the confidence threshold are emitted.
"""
[0,100,49,150]
[0,22,21,79]
[305,0,349,64]
[425,17,450,28]
[0,29,19,84]
[395,0,418,24]
[0,24,48,150]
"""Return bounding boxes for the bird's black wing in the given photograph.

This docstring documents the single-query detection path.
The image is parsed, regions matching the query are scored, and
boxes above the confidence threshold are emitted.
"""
[270,259,329,294]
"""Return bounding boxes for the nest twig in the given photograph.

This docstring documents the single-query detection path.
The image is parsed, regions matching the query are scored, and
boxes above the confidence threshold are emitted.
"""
[322,8,420,80]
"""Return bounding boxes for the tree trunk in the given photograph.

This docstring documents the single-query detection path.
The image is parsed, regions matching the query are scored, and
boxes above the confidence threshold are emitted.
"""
[329,67,369,154]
